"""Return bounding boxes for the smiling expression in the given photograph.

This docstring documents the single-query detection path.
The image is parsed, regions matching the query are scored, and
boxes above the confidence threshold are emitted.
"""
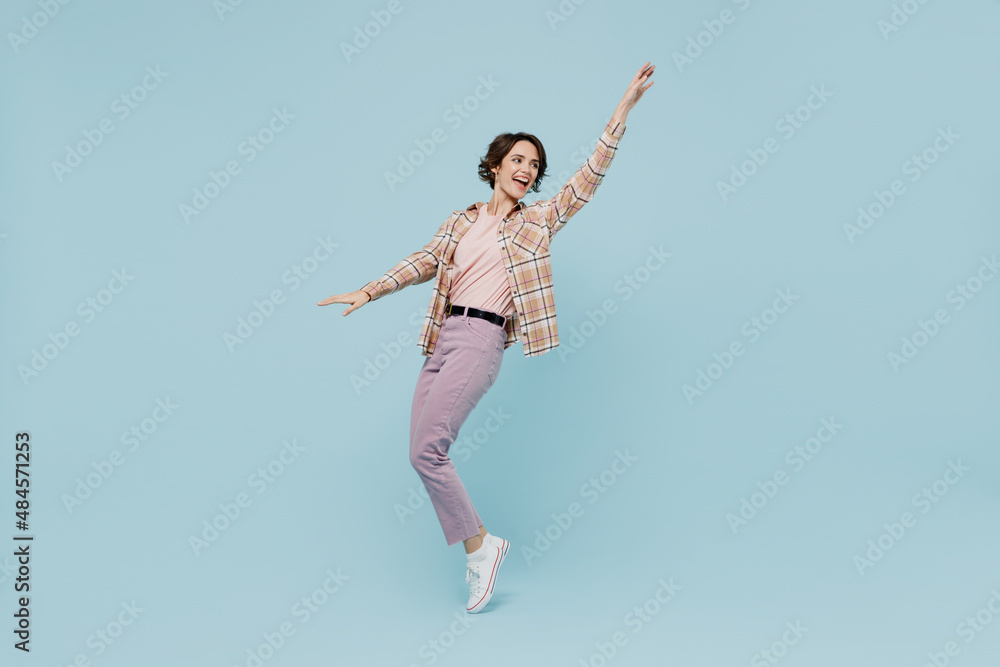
[492,139,540,199]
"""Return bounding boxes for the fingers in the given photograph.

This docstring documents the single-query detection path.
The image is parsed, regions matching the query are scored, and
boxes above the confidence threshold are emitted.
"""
[632,63,654,99]
[631,62,654,91]
[317,294,346,306]
[318,294,368,316]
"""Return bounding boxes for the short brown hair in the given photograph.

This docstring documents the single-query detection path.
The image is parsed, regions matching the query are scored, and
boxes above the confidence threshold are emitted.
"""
[477,132,548,193]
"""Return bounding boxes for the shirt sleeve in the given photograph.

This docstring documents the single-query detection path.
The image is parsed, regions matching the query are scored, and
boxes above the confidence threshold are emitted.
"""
[359,212,456,302]
[540,118,626,243]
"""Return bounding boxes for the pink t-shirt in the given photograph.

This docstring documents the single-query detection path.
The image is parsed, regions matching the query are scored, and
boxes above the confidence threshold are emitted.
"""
[448,203,516,318]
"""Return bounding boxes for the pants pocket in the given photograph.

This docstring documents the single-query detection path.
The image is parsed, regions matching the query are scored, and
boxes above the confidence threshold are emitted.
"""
[464,316,491,342]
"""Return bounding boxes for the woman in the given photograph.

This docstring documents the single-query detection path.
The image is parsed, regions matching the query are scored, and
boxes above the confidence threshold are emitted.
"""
[318,62,654,613]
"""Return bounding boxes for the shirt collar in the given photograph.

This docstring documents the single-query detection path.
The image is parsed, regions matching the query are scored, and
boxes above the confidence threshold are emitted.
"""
[466,200,524,219]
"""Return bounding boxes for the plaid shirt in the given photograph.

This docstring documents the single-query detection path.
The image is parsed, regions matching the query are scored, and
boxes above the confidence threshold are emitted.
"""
[360,117,626,357]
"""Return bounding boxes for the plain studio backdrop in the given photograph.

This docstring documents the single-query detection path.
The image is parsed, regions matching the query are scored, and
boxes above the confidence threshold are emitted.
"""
[1,1,998,665]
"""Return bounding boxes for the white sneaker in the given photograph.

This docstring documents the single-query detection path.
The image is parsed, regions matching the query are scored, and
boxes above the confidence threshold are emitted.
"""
[465,537,508,613]
[485,533,510,560]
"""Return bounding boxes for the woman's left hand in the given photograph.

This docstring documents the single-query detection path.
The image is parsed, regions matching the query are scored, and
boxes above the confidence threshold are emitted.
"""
[616,61,654,122]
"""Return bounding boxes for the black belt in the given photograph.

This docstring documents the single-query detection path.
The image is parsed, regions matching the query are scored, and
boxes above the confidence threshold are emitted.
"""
[446,303,506,328]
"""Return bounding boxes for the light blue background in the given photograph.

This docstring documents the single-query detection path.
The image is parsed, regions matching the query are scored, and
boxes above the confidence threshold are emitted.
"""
[2,0,999,665]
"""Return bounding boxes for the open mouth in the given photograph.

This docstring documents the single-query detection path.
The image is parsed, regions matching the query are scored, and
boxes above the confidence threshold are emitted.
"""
[513,176,528,190]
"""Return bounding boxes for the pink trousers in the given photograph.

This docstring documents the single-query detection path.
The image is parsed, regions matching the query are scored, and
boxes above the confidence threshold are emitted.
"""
[409,311,508,545]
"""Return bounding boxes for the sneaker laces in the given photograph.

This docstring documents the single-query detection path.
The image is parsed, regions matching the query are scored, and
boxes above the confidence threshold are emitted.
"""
[466,563,485,596]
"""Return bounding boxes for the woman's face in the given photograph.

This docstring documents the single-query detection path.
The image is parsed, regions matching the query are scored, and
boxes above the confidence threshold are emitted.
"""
[492,140,539,199]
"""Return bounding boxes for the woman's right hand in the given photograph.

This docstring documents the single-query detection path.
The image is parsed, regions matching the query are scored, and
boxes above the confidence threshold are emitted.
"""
[317,290,371,316]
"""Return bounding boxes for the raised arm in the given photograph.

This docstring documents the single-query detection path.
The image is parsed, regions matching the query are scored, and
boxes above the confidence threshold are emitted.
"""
[540,61,654,242]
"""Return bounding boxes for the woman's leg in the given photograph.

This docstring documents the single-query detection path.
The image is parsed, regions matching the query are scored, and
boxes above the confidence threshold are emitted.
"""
[463,526,489,554]
[409,315,505,548]
[411,351,487,542]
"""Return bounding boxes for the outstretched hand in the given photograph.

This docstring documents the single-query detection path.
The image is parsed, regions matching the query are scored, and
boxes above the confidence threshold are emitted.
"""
[616,61,654,122]
[317,289,371,316]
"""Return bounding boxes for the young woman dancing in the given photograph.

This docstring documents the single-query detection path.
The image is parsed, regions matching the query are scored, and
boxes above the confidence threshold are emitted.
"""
[319,61,654,613]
